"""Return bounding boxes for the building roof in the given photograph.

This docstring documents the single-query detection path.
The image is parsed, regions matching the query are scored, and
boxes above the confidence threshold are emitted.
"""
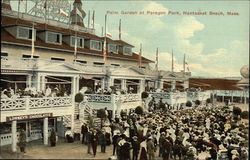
[189,78,242,90]
[114,40,134,47]
[1,15,153,63]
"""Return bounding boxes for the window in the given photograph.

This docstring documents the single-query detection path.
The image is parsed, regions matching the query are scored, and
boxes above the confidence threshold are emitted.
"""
[46,31,62,44]
[111,64,120,67]
[123,46,132,55]
[93,62,104,65]
[108,44,117,53]
[17,26,34,40]
[22,54,39,58]
[71,36,84,48]
[1,52,8,57]
[75,60,87,64]
[51,57,65,61]
[90,40,102,51]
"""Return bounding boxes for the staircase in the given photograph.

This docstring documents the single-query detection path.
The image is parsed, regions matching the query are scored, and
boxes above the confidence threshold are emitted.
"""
[80,102,101,129]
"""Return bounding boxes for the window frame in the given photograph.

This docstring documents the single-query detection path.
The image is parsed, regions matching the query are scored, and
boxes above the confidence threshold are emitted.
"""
[90,40,102,51]
[17,26,35,41]
[46,31,62,45]
[108,43,118,54]
[123,46,132,56]
[70,36,84,48]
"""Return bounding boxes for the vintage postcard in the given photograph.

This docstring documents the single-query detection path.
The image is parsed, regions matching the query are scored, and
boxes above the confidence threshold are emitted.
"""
[1,0,249,159]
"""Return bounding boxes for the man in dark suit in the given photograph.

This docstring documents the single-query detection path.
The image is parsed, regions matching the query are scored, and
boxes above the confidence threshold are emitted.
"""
[81,123,88,144]
[132,136,140,160]
[91,129,98,157]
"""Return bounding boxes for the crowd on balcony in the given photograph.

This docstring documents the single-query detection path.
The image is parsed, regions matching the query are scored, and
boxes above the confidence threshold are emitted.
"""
[79,103,248,160]
[0,85,70,99]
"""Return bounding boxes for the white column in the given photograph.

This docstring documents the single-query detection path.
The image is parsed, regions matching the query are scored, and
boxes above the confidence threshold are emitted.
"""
[11,120,17,152]
[121,79,126,91]
[40,75,46,92]
[75,77,79,93]
[183,81,189,90]
[244,90,246,104]
[139,79,145,94]
[26,75,32,87]
[159,80,164,90]
[36,74,41,91]
[101,78,105,90]
[171,80,176,91]
[43,117,48,145]
[108,77,114,89]
[71,76,76,96]
[111,94,117,119]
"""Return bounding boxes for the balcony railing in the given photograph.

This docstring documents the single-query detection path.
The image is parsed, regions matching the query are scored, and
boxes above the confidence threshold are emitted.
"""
[83,94,141,103]
[0,96,72,111]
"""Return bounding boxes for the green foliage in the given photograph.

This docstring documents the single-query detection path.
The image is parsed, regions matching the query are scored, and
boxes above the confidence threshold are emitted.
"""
[135,106,144,115]
[186,101,192,107]
[75,93,83,103]
[195,100,201,106]
[141,91,149,99]
[206,98,211,104]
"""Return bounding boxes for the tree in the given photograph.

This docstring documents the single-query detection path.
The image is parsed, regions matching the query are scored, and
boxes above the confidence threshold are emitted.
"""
[241,111,249,119]
[135,106,144,115]
[75,93,83,103]
[186,101,192,107]
[141,91,149,99]
[195,100,201,106]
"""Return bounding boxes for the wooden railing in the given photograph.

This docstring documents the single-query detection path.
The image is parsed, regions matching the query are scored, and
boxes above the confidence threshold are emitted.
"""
[0,96,72,111]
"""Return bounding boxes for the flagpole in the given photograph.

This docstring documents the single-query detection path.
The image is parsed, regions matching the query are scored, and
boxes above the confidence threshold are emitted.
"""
[183,53,186,73]
[103,14,107,64]
[31,21,35,59]
[18,0,20,19]
[25,0,28,13]
[74,7,78,62]
[119,19,121,40]
[88,10,90,28]
[155,48,158,71]
[139,44,142,68]
[171,49,174,72]
[92,10,95,29]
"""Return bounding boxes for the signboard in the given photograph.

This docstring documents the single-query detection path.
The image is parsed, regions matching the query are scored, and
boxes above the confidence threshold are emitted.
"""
[6,113,53,122]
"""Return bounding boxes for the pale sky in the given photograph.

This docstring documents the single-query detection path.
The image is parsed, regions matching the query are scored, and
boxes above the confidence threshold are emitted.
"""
[10,0,249,78]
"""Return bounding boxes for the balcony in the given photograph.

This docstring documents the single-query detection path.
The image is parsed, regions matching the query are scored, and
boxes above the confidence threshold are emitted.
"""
[0,96,72,122]
[187,91,211,102]
[82,94,141,111]
[150,92,187,105]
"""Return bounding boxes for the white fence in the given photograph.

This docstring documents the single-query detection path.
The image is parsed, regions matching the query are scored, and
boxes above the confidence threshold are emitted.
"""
[0,97,72,111]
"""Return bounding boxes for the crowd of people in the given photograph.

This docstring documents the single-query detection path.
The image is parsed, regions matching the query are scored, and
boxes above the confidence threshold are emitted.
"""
[77,103,248,160]
[0,85,70,99]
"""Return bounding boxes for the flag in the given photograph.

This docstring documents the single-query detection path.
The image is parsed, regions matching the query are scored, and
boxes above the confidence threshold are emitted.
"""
[106,32,112,38]
[119,19,121,40]
[59,8,68,17]
[92,10,95,29]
